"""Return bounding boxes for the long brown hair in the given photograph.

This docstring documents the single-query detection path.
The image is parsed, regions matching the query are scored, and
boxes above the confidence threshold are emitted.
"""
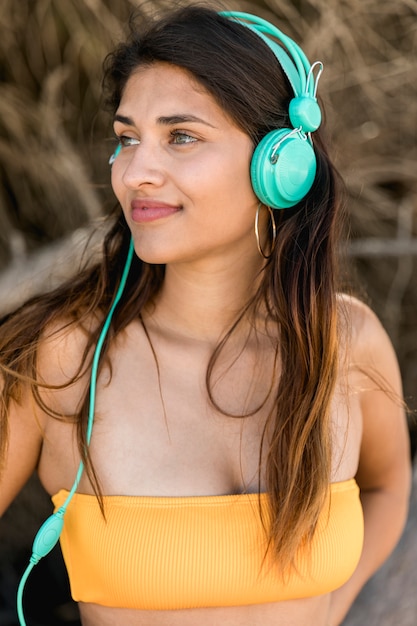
[0,5,344,571]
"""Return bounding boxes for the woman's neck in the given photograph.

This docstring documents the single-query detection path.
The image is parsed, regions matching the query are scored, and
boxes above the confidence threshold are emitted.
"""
[145,256,264,345]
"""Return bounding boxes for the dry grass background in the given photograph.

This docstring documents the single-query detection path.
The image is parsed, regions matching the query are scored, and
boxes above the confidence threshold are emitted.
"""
[0,1,416,624]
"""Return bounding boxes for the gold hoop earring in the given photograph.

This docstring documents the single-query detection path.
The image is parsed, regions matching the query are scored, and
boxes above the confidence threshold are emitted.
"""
[254,203,277,260]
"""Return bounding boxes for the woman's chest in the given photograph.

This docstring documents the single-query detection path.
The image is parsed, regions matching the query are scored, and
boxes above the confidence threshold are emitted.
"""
[39,337,363,497]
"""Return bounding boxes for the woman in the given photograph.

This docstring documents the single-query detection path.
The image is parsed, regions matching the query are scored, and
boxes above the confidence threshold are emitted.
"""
[0,5,411,626]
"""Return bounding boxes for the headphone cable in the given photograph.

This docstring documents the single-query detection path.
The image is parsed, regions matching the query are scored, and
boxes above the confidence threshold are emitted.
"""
[16,238,134,625]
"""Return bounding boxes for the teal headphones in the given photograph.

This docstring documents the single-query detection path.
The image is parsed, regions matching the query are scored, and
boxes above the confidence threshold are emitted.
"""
[220,11,323,209]
[17,11,322,625]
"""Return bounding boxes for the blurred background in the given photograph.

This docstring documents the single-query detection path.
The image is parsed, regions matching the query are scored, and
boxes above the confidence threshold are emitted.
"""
[0,0,416,624]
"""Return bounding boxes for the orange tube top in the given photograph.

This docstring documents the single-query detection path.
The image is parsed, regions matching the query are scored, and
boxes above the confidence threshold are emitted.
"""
[52,479,363,610]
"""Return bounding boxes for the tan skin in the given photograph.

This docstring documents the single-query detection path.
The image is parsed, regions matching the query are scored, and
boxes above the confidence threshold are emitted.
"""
[0,64,411,626]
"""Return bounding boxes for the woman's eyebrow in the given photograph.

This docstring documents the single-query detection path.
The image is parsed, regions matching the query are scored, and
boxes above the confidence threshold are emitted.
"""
[113,113,216,127]
[157,114,216,127]
[114,114,134,125]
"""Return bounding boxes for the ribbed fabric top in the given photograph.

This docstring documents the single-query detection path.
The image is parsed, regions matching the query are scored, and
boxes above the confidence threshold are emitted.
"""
[52,479,363,610]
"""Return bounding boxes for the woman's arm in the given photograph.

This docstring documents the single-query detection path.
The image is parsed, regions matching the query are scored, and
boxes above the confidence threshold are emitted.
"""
[0,320,90,516]
[0,384,45,516]
[328,300,412,626]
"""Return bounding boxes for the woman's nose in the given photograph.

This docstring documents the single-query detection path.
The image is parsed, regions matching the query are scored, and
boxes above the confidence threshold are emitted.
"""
[121,141,166,189]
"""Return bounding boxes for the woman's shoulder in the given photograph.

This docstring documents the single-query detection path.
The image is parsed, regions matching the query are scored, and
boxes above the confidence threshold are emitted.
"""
[33,310,115,425]
[336,292,400,379]
[337,292,381,336]
[38,316,92,376]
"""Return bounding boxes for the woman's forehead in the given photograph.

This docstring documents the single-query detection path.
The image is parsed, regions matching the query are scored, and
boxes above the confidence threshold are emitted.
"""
[116,63,237,129]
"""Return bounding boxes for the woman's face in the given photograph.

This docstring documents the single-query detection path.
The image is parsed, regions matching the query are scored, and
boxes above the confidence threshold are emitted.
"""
[111,62,260,267]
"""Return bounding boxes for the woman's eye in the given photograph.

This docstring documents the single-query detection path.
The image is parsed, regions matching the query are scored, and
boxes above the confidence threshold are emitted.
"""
[119,136,140,147]
[171,131,197,145]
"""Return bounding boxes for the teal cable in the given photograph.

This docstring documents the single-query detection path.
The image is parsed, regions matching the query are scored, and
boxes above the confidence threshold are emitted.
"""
[16,238,135,626]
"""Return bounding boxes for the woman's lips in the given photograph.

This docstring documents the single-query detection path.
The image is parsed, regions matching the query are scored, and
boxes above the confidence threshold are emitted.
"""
[130,199,181,223]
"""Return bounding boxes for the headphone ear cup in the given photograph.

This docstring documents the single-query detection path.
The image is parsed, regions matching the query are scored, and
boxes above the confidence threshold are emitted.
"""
[250,129,317,209]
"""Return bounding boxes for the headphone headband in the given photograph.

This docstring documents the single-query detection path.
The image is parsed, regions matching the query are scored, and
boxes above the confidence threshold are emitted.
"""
[219,11,310,96]
[219,11,323,135]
